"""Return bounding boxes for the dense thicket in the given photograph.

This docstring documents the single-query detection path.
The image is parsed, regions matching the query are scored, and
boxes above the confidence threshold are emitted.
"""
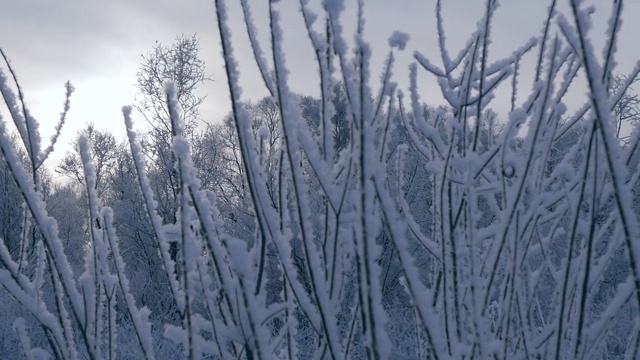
[1,0,640,359]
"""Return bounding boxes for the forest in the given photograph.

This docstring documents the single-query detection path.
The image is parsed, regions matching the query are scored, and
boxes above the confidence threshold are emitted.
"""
[1,0,640,359]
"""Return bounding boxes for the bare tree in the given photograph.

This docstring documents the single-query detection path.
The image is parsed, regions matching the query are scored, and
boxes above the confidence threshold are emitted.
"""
[611,72,640,142]
[57,124,118,197]
[135,34,208,138]
[134,34,209,239]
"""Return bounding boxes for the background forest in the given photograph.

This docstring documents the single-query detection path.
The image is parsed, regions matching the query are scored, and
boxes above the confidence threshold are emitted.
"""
[1,0,640,359]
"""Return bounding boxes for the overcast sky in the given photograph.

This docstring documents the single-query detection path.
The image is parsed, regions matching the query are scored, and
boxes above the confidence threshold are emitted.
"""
[1,0,639,177]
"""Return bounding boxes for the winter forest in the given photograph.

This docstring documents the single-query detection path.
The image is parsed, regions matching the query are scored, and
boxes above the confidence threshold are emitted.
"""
[1,0,640,359]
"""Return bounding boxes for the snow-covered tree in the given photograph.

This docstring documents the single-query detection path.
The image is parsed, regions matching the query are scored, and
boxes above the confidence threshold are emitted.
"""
[2,1,640,359]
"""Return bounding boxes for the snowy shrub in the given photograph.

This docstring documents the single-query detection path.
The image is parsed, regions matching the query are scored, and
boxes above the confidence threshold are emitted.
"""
[1,0,640,359]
